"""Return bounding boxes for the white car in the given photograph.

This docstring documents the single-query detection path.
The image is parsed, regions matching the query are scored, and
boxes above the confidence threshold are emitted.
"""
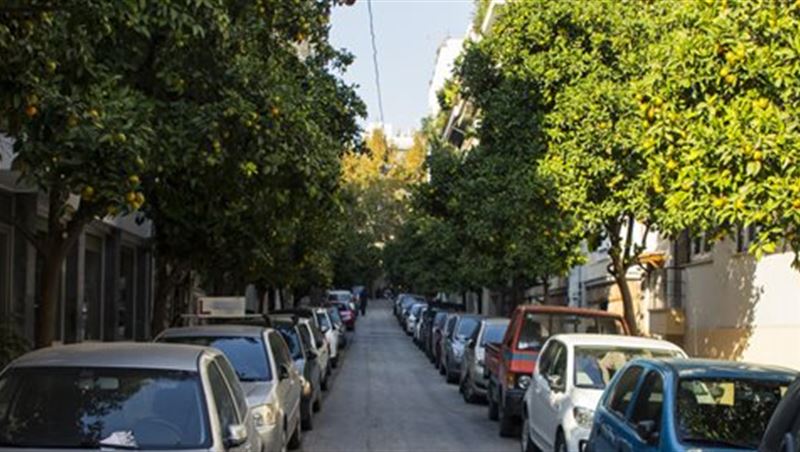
[405,303,427,335]
[314,308,340,368]
[521,334,686,452]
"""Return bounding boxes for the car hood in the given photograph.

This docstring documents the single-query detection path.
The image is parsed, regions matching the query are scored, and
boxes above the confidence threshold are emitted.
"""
[570,386,604,412]
[242,380,277,407]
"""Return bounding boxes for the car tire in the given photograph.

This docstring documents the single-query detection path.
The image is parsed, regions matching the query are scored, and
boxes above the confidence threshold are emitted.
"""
[321,373,329,391]
[488,385,499,421]
[313,389,322,412]
[499,399,519,438]
[301,410,314,431]
[554,430,566,452]
[332,357,338,369]
[521,410,539,452]
[446,366,458,384]
[438,360,446,376]
[463,375,479,404]
[288,418,302,450]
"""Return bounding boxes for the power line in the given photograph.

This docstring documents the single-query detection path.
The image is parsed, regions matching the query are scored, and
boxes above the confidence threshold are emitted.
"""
[366,0,385,125]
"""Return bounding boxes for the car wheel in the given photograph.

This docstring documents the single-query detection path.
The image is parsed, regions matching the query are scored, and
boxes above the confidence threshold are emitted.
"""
[313,389,322,412]
[446,365,458,384]
[464,376,478,404]
[288,418,302,449]
[332,357,338,369]
[554,430,567,452]
[438,359,446,376]
[488,386,499,421]
[300,410,319,431]
[499,398,519,437]
[521,410,538,452]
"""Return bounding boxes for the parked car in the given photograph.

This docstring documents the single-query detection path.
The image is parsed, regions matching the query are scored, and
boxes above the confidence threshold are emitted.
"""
[295,316,331,391]
[522,334,686,452]
[397,294,424,324]
[405,302,427,335]
[486,305,629,437]
[314,307,340,368]
[418,307,440,352]
[272,317,323,431]
[0,343,262,451]
[460,317,510,403]
[157,325,304,452]
[761,377,800,452]
[438,313,460,374]
[327,305,348,349]
[587,358,796,452]
[430,310,451,363]
[329,297,358,331]
[443,314,483,384]
[328,289,358,319]
[413,305,429,343]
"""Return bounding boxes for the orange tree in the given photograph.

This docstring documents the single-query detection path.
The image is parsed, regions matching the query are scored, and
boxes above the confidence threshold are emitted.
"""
[0,0,363,345]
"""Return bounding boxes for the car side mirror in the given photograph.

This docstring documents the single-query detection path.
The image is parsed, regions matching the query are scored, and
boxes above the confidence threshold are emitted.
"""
[635,420,659,445]
[279,363,291,381]
[225,424,248,447]
[546,374,564,391]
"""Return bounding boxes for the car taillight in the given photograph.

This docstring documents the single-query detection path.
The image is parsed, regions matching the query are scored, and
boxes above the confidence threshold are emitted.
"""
[506,372,517,387]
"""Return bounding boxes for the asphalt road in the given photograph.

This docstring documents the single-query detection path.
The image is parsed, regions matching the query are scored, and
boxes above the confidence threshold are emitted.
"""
[302,299,517,452]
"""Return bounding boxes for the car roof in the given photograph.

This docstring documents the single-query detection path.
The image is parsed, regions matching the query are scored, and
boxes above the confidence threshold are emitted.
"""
[272,313,312,325]
[159,324,269,339]
[642,358,798,380]
[328,290,351,295]
[549,334,684,352]
[517,304,624,319]
[9,342,213,372]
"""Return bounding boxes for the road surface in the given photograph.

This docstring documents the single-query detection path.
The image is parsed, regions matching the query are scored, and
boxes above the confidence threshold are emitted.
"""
[302,299,517,452]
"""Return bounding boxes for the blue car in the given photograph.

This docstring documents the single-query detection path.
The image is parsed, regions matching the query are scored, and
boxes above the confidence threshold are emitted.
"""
[587,358,796,452]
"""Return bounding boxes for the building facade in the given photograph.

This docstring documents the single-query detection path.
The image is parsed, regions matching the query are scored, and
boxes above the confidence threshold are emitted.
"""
[0,136,154,347]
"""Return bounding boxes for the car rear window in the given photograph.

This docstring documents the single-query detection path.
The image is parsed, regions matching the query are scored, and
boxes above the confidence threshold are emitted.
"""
[676,377,789,449]
[481,322,509,346]
[517,313,625,351]
[573,346,682,389]
[0,367,210,449]
[275,325,303,360]
[456,317,480,339]
[163,336,271,382]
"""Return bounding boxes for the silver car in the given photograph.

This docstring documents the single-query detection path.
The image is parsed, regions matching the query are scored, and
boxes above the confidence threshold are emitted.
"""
[0,342,261,451]
[158,325,303,452]
[460,317,510,403]
[273,315,331,391]
[313,308,340,368]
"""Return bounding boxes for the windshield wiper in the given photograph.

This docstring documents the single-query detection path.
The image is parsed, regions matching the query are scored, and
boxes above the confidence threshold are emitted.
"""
[682,437,752,450]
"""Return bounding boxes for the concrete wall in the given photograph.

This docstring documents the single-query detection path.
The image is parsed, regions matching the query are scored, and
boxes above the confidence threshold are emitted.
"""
[681,239,800,370]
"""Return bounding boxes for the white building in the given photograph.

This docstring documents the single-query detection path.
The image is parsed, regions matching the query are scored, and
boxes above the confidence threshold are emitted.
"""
[427,38,464,116]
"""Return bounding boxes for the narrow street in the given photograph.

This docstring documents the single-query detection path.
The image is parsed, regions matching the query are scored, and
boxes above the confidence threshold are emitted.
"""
[303,299,517,452]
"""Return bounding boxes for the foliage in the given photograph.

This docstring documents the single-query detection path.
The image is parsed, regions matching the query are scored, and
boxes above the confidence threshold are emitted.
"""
[0,0,364,344]
[640,0,800,263]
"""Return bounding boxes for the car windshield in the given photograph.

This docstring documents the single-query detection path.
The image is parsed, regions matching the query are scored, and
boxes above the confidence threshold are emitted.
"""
[676,377,789,449]
[411,304,425,317]
[328,292,352,303]
[456,317,480,339]
[434,313,448,327]
[0,367,209,449]
[573,346,682,389]
[481,322,509,346]
[328,308,343,326]
[298,325,314,352]
[275,325,304,360]
[316,312,332,330]
[517,313,625,351]
[162,336,271,382]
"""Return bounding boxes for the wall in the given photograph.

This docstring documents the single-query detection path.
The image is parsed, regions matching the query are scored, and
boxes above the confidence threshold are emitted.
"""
[682,239,800,370]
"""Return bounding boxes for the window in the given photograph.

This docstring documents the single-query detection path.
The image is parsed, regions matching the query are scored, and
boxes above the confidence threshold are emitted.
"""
[481,322,509,346]
[207,362,239,430]
[517,313,625,351]
[690,232,713,261]
[456,317,479,339]
[676,377,789,450]
[607,365,643,418]
[736,224,764,254]
[83,235,103,341]
[298,324,314,352]
[276,324,303,360]
[537,341,560,376]
[544,343,567,388]
[268,332,291,371]
[574,347,682,389]
[0,367,210,449]
[163,336,271,381]
[316,312,331,331]
[630,371,664,432]
[214,358,248,418]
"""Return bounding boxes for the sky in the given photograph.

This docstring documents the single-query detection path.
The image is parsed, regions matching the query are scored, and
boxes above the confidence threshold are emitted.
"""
[330,0,475,134]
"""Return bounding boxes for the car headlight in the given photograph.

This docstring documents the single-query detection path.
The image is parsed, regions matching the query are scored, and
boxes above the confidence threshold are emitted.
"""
[517,375,532,389]
[573,406,595,429]
[253,403,280,428]
[301,377,312,397]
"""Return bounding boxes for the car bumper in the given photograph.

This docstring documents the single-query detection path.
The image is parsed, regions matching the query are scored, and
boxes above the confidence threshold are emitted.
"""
[564,424,591,452]
[503,388,525,416]
[258,423,283,452]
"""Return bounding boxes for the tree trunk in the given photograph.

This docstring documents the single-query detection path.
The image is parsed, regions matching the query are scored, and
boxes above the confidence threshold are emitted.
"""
[609,252,640,336]
[542,276,550,305]
[35,250,64,348]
